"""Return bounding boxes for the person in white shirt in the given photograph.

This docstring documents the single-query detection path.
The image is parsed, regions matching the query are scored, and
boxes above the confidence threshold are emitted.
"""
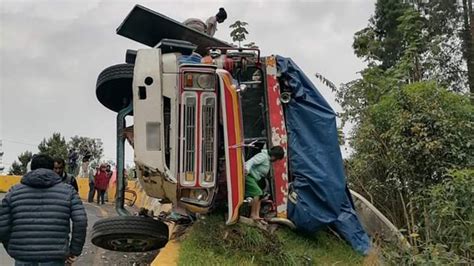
[183,7,227,37]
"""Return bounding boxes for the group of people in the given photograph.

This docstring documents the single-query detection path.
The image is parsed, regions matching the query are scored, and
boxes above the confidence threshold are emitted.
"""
[50,154,115,206]
[88,164,113,205]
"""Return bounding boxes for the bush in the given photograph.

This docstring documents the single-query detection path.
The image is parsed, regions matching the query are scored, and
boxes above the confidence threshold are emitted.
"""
[347,82,473,227]
[384,169,473,264]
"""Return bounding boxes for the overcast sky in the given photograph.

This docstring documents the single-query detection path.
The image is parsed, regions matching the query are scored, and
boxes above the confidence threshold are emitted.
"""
[0,0,374,173]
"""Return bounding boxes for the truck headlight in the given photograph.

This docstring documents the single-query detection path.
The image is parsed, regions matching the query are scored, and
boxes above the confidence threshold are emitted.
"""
[197,74,214,89]
[190,189,208,201]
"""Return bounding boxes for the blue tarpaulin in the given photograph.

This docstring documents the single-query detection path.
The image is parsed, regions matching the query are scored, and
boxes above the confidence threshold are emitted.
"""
[276,55,371,255]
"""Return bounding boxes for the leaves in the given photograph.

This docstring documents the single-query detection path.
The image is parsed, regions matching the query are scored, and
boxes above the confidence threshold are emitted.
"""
[8,151,32,175]
[314,73,337,92]
[8,134,104,174]
[68,135,103,163]
[38,132,68,159]
[229,20,255,48]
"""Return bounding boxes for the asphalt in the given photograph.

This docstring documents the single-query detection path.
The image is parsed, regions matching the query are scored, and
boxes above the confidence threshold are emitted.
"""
[0,193,158,266]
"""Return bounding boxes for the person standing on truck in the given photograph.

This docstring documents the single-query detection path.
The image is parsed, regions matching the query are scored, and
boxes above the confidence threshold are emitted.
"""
[54,158,79,192]
[205,7,227,36]
[0,154,87,265]
[183,7,227,37]
[245,146,285,221]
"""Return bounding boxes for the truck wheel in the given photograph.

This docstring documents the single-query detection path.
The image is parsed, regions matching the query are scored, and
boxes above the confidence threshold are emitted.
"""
[91,216,169,252]
[96,63,134,113]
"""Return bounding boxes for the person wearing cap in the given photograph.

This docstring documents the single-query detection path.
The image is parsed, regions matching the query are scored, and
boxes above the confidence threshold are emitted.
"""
[206,7,227,36]
[183,7,227,37]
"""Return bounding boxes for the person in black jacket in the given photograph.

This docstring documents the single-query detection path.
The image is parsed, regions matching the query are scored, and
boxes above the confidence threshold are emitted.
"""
[54,157,79,192]
[0,154,87,265]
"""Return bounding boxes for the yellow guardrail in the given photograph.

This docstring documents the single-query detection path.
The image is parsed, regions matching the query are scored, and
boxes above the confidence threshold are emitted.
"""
[0,175,163,211]
[0,176,21,193]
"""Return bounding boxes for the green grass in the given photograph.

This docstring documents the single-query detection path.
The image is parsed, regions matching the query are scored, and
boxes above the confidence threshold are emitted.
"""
[178,213,364,266]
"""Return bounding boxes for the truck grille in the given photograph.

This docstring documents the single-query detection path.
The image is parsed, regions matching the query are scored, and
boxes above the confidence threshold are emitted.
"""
[184,96,196,176]
[201,95,216,185]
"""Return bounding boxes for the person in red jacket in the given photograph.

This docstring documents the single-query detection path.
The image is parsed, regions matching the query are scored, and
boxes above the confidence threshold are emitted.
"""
[94,164,109,205]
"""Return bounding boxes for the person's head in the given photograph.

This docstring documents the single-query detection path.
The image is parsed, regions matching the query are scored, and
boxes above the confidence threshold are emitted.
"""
[216,7,227,23]
[99,164,107,172]
[106,164,111,171]
[31,154,54,171]
[268,146,285,162]
[53,158,66,175]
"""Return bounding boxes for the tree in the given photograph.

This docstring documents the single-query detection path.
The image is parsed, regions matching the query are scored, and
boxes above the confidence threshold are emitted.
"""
[37,133,68,159]
[352,0,469,93]
[8,151,33,175]
[229,20,248,47]
[461,0,474,98]
[229,20,258,48]
[68,136,103,163]
[352,0,410,69]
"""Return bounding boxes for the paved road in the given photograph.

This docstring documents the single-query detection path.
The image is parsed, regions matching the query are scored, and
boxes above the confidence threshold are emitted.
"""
[0,193,158,266]
[0,193,14,266]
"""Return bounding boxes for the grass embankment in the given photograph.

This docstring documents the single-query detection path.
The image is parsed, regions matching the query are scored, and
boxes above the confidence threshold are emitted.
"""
[178,213,364,266]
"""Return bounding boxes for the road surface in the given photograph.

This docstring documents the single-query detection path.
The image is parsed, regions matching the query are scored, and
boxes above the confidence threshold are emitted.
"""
[0,193,158,265]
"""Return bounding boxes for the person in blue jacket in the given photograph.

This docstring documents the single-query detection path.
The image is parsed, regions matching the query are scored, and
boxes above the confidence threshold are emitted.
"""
[0,154,87,265]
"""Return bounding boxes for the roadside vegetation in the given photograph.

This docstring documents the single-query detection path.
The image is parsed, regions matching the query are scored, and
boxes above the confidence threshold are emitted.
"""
[331,0,474,264]
[178,213,364,266]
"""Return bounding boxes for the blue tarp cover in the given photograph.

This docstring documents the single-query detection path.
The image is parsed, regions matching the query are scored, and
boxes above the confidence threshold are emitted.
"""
[276,55,371,255]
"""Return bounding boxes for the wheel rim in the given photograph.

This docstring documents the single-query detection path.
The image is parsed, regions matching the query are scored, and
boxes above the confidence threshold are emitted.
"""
[109,237,155,251]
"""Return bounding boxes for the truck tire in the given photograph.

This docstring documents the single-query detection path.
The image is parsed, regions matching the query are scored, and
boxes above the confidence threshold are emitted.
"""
[96,63,134,113]
[91,216,169,252]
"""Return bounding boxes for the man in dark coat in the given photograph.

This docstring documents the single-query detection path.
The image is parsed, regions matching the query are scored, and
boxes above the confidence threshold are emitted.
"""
[54,157,79,192]
[0,154,87,265]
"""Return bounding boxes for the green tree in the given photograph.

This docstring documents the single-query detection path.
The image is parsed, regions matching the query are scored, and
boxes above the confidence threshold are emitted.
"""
[352,0,410,69]
[68,136,103,163]
[8,151,33,175]
[38,133,68,159]
[229,20,248,47]
[229,21,258,48]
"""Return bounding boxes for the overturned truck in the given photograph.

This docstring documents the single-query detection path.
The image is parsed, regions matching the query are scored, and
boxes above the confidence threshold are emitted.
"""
[92,4,381,255]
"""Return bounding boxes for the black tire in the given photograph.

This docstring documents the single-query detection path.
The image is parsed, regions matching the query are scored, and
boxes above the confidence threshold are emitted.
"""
[91,216,169,252]
[96,63,134,113]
